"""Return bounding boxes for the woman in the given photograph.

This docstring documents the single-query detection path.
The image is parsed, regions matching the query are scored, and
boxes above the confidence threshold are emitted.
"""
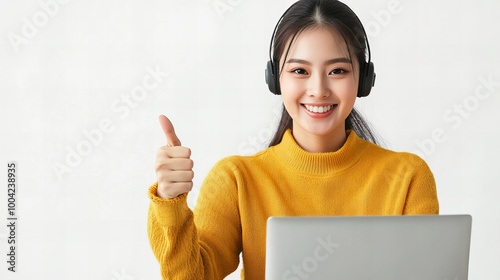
[147,0,439,279]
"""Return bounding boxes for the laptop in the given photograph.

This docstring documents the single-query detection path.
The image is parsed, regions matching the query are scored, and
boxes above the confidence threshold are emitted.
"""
[265,215,472,280]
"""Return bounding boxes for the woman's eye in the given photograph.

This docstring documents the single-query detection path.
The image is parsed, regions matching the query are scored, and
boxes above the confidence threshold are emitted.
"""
[292,68,308,75]
[330,69,346,75]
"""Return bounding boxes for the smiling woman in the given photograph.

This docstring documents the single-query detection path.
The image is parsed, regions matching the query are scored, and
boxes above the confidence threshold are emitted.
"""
[147,0,439,279]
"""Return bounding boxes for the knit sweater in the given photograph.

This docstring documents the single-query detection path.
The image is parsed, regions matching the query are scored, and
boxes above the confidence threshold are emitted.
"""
[147,129,439,280]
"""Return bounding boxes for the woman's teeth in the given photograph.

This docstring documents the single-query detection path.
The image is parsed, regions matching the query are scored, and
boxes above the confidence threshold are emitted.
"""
[304,104,335,113]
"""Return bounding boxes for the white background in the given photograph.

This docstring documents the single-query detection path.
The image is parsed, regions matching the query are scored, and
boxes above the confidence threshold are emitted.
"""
[0,0,499,279]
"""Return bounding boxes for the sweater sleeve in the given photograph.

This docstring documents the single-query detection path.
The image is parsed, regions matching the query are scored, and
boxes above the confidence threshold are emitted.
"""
[147,158,242,279]
[402,155,440,215]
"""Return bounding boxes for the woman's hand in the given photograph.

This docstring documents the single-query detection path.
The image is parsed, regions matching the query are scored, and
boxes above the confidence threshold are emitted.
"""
[155,115,194,199]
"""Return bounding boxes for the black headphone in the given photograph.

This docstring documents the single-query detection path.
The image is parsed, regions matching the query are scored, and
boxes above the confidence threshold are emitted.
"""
[265,1,376,97]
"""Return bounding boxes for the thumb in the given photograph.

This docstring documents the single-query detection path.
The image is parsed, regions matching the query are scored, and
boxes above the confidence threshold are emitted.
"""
[158,115,181,147]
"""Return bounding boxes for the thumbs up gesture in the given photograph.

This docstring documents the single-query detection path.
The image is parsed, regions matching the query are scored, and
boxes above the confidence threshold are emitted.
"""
[155,115,194,199]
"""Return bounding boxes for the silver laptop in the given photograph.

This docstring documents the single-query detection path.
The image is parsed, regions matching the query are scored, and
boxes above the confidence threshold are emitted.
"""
[265,215,472,280]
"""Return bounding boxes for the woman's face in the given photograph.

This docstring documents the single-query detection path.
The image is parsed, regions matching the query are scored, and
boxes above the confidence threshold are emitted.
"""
[279,26,359,152]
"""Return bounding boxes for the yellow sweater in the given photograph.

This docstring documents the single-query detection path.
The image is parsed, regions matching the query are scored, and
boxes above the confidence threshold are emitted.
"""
[147,130,439,279]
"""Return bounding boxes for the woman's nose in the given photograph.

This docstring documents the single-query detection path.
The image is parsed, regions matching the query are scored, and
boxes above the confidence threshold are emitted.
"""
[307,72,331,98]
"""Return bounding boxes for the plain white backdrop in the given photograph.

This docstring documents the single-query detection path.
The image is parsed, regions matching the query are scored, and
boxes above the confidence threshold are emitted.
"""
[0,0,499,279]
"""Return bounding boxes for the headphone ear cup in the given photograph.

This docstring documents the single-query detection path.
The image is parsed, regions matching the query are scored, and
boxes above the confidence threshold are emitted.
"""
[265,60,281,95]
[358,62,376,97]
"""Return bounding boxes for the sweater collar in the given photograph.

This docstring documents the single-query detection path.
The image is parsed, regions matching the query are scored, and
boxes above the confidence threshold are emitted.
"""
[271,129,368,175]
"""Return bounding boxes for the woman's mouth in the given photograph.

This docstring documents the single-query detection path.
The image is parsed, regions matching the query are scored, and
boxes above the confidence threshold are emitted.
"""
[303,104,336,113]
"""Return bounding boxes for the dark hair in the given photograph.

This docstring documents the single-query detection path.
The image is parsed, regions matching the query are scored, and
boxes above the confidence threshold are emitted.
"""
[268,0,380,147]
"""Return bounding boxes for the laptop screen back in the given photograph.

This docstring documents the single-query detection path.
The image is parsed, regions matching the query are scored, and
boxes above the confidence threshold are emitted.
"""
[265,215,472,280]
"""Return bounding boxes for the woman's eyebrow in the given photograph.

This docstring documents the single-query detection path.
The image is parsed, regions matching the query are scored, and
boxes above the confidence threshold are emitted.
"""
[285,57,352,65]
